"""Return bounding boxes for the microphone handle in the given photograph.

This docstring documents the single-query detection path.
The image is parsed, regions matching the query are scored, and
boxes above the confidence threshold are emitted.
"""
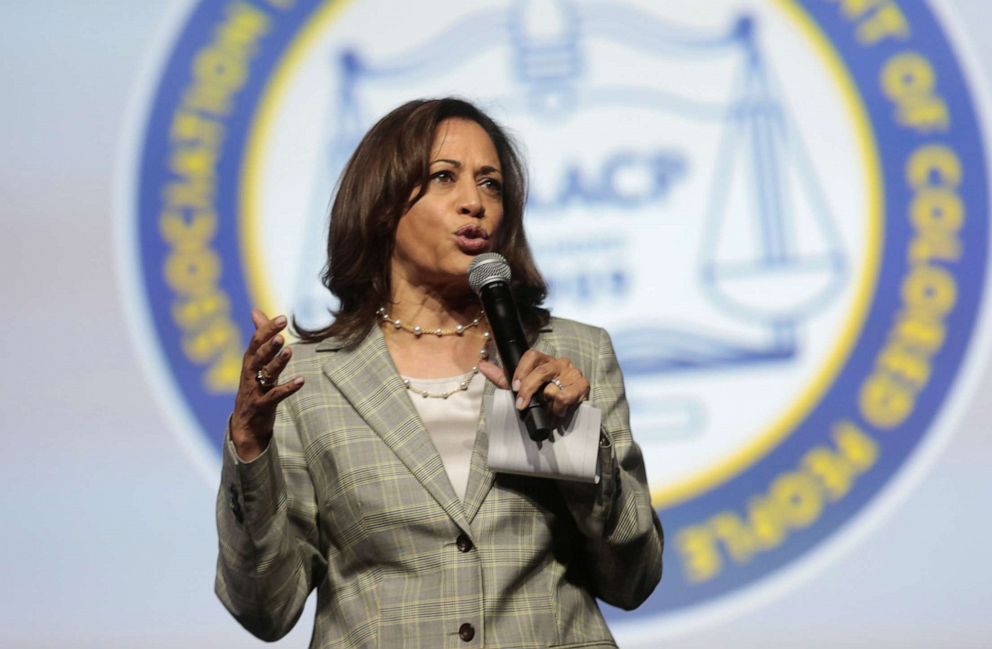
[479,282,553,442]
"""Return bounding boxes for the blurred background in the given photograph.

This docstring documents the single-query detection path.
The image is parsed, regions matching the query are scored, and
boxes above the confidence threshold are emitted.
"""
[3,1,991,647]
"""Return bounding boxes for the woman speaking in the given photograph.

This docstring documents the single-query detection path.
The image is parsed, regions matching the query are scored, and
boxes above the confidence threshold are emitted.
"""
[215,98,663,648]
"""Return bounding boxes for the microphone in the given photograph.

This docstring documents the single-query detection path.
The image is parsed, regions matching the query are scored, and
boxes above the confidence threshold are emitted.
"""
[468,252,553,442]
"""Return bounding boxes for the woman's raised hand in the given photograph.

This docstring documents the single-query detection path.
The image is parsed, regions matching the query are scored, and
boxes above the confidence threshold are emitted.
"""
[230,309,305,462]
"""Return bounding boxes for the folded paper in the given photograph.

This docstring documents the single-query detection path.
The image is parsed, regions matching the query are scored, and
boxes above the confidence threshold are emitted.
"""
[485,389,602,483]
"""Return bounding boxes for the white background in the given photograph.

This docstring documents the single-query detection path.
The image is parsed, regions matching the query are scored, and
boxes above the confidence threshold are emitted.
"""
[2,1,991,647]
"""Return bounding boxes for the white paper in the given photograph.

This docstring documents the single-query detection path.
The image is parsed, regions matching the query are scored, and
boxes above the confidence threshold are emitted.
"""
[485,390,602,483]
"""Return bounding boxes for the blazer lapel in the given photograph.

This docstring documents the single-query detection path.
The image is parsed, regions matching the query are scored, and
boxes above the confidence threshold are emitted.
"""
[317,327,471,532]
[460,378,496,522]
[461,323,558,522]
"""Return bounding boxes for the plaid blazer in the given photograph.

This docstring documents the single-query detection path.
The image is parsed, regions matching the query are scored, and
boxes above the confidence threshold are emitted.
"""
[216,317,663,648]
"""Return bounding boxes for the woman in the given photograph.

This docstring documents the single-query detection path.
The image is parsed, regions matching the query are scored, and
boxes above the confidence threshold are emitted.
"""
[216,98,663,648]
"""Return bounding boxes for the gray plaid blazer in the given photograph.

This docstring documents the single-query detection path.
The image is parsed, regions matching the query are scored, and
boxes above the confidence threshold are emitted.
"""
[216,317,663,648]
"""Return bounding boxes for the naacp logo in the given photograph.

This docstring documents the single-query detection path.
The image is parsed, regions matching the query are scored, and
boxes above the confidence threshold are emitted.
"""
[119,0,991,633]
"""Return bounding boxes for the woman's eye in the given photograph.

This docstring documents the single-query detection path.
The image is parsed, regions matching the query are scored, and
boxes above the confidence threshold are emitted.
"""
[431,170,454,183]
[480,177,503,193]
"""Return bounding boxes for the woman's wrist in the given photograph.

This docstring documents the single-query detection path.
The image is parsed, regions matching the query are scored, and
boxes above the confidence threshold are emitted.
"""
[229,420,269,462]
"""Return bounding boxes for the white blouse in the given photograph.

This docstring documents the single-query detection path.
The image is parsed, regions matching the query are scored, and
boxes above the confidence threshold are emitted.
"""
[401,371,486,501]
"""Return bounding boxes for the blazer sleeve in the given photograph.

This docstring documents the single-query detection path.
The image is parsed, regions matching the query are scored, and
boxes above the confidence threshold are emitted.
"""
[557,325,664,610]
[214,394,326,641]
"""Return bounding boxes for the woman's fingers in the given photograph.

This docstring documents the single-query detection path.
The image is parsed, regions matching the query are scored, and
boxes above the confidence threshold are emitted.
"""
[243,312,290,389]
[541,365,590,418]
[509,350,591,426]
[257,342,293,391]
[258,372,305,407]
[511,349,550,388]
[245,311,287,358]
[478,360,509,389]
[231,310,303,453]
[250,308,269,330]
[252,333,285,374]
[512,350,559,407]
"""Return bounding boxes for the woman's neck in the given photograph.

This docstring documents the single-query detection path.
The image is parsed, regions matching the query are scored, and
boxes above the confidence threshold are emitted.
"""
[382,279,490,379]
[385,278,482,330]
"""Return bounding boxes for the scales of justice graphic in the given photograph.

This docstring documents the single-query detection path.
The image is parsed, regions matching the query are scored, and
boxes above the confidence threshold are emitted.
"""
[278,0,849,444]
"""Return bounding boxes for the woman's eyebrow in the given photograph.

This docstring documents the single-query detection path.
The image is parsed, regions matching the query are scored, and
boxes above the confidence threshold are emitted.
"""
[430,159,502,175]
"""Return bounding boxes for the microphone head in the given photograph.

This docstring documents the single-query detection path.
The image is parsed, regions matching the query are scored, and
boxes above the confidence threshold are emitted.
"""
[468,252,511,294]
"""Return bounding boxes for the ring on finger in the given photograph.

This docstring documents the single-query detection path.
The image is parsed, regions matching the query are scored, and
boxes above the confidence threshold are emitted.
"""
[550,378,566,391]
[255,369,274,390]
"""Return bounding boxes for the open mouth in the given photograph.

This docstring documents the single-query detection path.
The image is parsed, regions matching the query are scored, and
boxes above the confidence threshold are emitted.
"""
[454,224,491,253]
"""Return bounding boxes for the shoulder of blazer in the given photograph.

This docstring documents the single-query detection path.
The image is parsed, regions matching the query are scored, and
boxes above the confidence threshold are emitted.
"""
[312,334,360,353]
[542,316,607,346]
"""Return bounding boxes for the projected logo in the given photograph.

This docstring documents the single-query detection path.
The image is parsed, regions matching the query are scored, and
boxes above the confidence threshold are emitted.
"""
[121,0,989,632]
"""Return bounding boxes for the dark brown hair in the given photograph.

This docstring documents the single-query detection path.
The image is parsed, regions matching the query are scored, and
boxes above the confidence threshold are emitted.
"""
[294,97,549,347]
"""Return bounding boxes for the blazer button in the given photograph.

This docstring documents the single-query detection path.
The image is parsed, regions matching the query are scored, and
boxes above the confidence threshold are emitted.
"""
[456,533,474,553]
[458,622,475,642]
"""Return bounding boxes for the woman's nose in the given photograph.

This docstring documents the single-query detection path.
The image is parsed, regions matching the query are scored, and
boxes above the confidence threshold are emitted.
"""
[457,183,485,218]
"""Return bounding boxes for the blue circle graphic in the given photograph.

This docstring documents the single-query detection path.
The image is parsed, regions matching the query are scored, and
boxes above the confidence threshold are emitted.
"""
[132,0,988,619]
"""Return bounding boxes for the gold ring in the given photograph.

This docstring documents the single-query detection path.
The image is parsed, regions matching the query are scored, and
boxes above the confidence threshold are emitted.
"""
[255,369,273,390]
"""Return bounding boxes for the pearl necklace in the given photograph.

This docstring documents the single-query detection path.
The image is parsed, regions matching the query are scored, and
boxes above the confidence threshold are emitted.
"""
[379,307,492,399]
[376,307,484,337]
[403,336,491,399]
[403,369,482,399]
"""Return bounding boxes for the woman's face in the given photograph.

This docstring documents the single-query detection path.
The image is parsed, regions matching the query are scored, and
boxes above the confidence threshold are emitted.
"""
[391,118,505,291]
